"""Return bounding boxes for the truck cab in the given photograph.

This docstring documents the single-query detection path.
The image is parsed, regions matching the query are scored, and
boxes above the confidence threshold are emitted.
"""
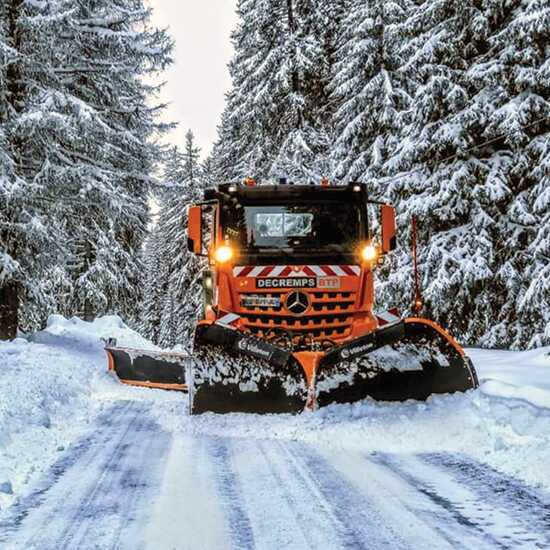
[188,181,397,350]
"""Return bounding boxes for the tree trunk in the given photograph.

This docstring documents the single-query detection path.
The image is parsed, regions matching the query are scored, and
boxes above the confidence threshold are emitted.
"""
[0,0,26,340]
[74,238,95,321]
[0,282,20,340]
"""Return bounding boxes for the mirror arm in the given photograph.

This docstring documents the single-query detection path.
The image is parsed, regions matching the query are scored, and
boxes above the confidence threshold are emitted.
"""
[366,199,387,206]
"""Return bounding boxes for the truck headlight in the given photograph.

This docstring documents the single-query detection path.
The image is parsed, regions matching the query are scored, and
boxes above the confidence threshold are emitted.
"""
[361,244,378,262]
[214,245,234,263]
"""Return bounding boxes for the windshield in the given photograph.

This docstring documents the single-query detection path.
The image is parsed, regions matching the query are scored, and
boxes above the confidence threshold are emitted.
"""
[221,203,364,252]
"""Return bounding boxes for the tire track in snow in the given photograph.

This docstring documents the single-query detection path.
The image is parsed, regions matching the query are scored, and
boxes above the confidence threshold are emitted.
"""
[2,401,171,550]
[310,448,460,549]
[207,437,407,550]
[423,453,550,549]
[231,438,344,549]
[143,436,230,550]
[4,405,550,550]
[8,400,142,549]
[205,437,256,550]
[373,453,550,550]
[106,409,172,550]
[279,442,409,549]
[255,440,343,548]
[50,402,146,549]
[0,400,133,543]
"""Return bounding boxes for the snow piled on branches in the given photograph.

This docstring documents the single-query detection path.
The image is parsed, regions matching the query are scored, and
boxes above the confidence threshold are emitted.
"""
[210,0,550,349]
[0,0,173,336]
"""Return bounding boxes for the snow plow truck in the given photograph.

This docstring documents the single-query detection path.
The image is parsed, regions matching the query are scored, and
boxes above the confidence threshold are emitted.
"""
[105,180,478,414]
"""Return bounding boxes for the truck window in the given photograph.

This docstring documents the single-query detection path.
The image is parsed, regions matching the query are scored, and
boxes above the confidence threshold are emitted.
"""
[222,203,364,253]
[255,213,313,237]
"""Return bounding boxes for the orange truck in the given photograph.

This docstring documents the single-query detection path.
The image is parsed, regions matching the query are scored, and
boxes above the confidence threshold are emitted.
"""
[106,181,478,414]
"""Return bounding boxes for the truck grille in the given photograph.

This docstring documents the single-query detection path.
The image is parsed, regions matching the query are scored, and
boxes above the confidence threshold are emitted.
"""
[238,291,355,340]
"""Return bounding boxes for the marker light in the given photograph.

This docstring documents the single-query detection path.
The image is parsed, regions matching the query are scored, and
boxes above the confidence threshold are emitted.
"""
[361,244,378,262]
[214,245,234,263]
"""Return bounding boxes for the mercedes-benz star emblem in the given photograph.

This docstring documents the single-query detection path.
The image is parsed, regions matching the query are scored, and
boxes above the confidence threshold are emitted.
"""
[285,291,310,316]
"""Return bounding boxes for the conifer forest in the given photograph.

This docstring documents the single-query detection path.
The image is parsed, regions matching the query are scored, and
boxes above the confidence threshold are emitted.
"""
[1,0,549,350]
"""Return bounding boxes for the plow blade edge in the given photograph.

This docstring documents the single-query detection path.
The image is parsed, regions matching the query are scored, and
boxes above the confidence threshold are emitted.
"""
[316,319,479,407]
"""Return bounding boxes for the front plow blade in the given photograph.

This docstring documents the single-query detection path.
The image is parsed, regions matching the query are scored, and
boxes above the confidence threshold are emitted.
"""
[105,340,189,391]
[317,319,478,407]
[190,324,308,414]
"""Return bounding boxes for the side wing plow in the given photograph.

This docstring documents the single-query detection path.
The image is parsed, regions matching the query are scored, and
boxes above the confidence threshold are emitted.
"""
[105,339,190,392]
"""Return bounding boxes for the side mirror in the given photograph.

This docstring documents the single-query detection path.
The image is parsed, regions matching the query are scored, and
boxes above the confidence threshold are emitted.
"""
[187,205,203,254]
[381,204,397,253]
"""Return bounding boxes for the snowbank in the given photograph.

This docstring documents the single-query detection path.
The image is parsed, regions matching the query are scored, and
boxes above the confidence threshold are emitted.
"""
[32,314,157,351]
[471,346,550,407]
[0,315,176,512]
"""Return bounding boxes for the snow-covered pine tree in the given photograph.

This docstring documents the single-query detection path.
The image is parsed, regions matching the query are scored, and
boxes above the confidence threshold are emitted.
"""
[270,1,334,182]
[330,0,413,183]
[201,155,218,189]
[0,2,21,339]
[478,0,550,348]
[159,132,204,349]
[316,0,353,76]
[0,0,173,336]
[42,0,173,326]
[376,0,498,342]
[141,132,204,349]
[182,130,202,184]
[378,0,549,349]
[139,144,185,346]
[139,221,169,345]
[0,0,72,338]
[213,0,330,183]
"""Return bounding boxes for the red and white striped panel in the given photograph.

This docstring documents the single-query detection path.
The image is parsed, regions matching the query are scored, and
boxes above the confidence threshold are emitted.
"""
[376,308,401,327]
[233,265,361,278]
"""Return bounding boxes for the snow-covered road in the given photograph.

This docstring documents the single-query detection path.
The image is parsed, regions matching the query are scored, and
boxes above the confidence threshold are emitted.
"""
[2,316,550,549]
[0,401,171,549]
[2,399,549,550]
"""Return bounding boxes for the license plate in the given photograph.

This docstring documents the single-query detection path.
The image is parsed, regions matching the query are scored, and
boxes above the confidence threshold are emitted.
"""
[241,295,281,307]
[256,277,317,289]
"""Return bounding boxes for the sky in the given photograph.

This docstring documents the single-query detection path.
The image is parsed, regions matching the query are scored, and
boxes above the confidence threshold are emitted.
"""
[148,1,238,158]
